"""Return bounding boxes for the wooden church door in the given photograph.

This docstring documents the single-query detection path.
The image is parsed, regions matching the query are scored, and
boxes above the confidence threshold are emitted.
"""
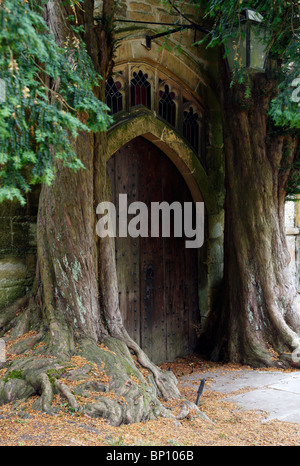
[107,136,200,363]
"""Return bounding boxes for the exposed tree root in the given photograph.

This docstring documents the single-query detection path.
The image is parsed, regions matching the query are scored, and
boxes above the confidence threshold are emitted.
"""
[112,326,181,401]
[174,400,210,422]
[0,301,205,426]
[0,296,29,335]
[54,379,80,411]
[37,373,54,413]
[176,401,190,420]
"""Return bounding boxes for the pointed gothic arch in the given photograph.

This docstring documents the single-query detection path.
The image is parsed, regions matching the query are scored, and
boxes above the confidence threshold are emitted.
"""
[105,111,222,362]
[106,110,218,214]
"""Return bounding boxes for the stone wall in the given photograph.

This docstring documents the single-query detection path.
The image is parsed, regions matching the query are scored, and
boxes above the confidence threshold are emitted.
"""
[0,190,39,310]
[285,200,300,293]
[297,200,300,293]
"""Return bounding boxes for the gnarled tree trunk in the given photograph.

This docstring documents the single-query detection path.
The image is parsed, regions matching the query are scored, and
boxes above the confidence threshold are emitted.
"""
[204,59,300,367]
[0,0,204,426]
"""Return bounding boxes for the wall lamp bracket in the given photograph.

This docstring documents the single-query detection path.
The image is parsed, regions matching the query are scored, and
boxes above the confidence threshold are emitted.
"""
[93,17,210,51]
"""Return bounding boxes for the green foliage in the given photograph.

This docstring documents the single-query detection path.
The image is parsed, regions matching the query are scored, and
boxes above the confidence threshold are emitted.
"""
[269,39,300,130]
[0,0,112,204]
[163,0,299,129]
[285,157,300,200]
[191,0,300,128]
[165,0,299,195]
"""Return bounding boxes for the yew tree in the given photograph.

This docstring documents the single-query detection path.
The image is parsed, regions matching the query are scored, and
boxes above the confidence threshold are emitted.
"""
[0,0,200,424]
[0,0,299,424]
[179,0,300,366]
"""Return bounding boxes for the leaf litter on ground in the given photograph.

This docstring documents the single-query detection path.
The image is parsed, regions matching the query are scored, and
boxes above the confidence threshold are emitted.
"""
[0,351,300,446]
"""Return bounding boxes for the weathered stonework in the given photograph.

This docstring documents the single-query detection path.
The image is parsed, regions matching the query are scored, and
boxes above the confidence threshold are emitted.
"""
[106,108,224,325]
[285,200,300,293]
[104,0,225,328]
[0,192,39,310]
[297,198,300,292]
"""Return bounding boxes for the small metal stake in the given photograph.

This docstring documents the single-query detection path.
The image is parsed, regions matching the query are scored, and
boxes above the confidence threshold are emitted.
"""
[196,378,206,406]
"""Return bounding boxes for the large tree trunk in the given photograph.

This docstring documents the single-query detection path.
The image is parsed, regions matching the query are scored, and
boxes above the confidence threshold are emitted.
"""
[205,60,300,367]
[0,0,201,425]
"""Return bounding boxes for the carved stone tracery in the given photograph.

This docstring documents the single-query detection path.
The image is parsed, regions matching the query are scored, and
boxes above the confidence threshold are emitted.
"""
[105,62,205,157]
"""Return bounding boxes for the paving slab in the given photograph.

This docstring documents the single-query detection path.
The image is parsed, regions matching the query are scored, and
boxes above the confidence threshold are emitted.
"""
[269,373,300,394]
[180,369,300,424]
[226,387,300,422]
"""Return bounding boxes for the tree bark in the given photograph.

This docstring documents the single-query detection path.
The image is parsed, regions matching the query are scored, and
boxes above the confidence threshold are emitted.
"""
[35,0,106,357]
[204,58,300,367]
[0,0,191,425]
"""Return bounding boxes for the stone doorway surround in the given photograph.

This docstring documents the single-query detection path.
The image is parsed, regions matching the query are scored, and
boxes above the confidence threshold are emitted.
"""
[107,136,200,362]
[106,109,225,335]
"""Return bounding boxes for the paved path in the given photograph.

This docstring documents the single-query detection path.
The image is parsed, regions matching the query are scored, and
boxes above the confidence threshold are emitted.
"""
[180,369,300,424]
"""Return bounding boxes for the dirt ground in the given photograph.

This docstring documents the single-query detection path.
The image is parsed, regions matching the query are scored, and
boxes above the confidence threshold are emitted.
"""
[0,352,300,447]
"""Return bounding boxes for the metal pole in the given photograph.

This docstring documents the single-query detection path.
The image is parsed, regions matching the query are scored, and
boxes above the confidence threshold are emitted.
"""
[196,378,206,406]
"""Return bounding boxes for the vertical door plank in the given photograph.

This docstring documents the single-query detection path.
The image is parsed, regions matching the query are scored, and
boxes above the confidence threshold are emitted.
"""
[108,144,141,346]
[138,138,166,363]
[161,154,190,361]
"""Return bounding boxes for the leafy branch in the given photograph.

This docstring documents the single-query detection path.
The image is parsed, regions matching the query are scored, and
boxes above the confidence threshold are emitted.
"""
[0,0,112,204]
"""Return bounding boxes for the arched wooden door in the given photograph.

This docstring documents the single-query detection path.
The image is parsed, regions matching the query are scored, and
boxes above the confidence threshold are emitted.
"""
[108,136,200,363]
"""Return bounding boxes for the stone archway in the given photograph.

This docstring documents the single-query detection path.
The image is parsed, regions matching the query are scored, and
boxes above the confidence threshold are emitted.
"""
[106,112,219,363]
[106,110,218,214]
